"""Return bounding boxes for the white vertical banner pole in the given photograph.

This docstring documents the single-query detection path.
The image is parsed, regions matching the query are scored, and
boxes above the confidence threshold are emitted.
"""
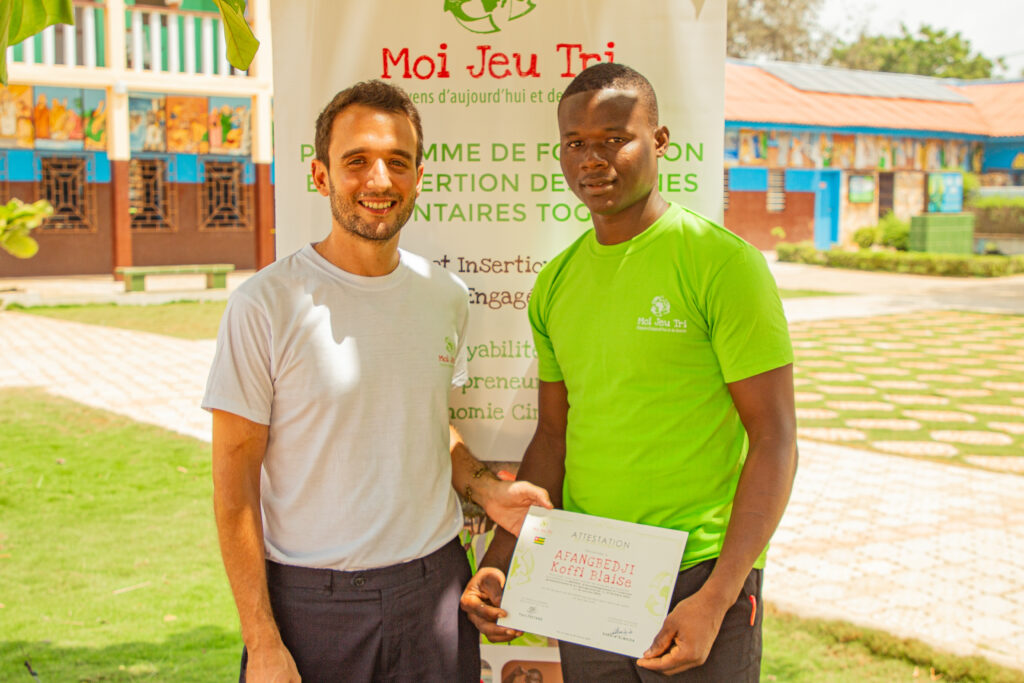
[269,0,725,462]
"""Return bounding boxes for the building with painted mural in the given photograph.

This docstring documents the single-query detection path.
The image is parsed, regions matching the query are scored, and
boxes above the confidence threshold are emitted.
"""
[722,60,1024,250]
[0,0,273,277]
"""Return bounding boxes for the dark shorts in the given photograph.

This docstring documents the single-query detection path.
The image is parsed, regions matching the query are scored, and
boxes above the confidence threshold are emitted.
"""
[558,559,763,682]
[239,537,480,683]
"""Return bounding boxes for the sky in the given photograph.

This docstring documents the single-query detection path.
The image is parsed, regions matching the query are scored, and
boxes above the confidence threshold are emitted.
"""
[818,0,1024,79]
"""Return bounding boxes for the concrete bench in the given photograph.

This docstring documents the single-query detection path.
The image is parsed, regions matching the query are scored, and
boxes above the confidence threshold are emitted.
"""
[114,264,235,293]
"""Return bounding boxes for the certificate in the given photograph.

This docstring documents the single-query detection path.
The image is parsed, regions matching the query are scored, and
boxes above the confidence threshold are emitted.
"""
[498,506,687,658]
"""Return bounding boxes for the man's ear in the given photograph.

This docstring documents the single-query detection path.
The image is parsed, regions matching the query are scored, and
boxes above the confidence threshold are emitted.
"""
[654,125,670,157]
[310,159,331,197]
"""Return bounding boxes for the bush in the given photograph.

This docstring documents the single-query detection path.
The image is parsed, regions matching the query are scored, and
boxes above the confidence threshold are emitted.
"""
[968,195,1024,236]
[878,212,910,251]
[773,242,1024,277]
[853,226,880,249]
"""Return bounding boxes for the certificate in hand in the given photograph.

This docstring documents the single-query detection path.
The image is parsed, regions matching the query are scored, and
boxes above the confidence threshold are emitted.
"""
[497,506,687,658]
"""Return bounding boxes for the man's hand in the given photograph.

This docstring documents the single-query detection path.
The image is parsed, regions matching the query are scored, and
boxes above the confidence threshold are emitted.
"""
[635,587,730,675]
[246,641,301,682]
[479,479,552,537]
[459,567,523,642]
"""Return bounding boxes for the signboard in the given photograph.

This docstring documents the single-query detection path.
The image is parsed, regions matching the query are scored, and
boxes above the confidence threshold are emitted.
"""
[927,172,964,213]
[849,174,875,204]
[269,0,725,462]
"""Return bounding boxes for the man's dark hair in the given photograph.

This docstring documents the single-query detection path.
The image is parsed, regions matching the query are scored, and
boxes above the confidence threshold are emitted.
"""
[560,62,659,125]
[314,80,424,168]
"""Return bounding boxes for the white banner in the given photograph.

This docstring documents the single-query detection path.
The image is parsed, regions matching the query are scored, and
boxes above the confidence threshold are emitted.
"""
[270,0,725,461]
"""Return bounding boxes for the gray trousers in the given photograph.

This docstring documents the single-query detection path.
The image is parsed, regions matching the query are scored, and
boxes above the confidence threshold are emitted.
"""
[240,537,480,683]
[559,559,763,682]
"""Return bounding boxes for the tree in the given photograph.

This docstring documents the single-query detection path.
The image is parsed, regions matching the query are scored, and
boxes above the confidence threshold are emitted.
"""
[828,24,1004,79]
[727,0,828,63]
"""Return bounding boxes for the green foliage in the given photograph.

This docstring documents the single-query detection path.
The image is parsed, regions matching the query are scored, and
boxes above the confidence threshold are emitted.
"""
[968,196,1024,236]
[776,241,1024,277]
[1,0,75,85]
[828,23,1002,79]
[852,226,881,249]
[1,0,254,85]
[727,0,828,62]
[770,226,787,240]
[878,212,910,251]
[0,198,53,259]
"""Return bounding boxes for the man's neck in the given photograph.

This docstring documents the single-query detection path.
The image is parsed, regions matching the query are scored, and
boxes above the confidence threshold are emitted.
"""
[591,192,670,246]
[314,227,401,277]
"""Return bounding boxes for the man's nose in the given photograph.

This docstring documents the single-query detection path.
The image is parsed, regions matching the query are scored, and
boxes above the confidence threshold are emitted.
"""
[365,158,392,189]
[580,144,607,169]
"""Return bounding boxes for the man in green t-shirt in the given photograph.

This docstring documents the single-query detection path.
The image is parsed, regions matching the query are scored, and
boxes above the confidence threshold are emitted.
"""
[461,63,798,681]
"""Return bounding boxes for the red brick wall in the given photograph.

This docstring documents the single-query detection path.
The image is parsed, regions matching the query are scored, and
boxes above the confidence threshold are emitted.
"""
[724,190,815,249]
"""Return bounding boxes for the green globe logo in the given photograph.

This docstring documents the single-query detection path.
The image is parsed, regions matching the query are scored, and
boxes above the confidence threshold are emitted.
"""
[445,336,457,355]
[443,0,537,34]
[651,296,671,318]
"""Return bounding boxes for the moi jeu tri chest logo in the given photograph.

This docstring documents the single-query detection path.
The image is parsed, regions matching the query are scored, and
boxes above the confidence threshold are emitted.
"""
[637,295,688,334]
[443,0,537,34]
[439,336,457,366]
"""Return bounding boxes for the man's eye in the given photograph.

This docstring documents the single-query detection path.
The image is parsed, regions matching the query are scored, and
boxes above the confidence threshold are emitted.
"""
[565,140,582,149]
[347,158,365,166]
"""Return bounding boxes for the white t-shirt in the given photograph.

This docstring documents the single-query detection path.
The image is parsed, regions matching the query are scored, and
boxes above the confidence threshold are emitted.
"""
[202,244,469,570]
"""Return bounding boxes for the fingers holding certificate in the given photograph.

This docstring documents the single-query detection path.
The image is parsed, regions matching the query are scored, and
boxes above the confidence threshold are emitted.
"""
[460,567,523,642]
[491,506,687,658]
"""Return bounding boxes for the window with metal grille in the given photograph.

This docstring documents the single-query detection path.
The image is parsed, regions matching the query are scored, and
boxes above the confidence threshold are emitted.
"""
[767,169,785,213]
[129,158,176,231]
[723,169,729,212]
[39,156,96,232]
[200,160,253,231]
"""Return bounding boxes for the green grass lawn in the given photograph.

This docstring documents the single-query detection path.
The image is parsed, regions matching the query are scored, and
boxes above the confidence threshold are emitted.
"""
[791,310,1024,472]
[8,288,837,343]
[2,389,1020,681]
[8,301,228,340]
[0,388,239,681]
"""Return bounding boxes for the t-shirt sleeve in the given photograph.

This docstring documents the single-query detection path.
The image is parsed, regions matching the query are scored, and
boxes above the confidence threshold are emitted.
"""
[707,246,794,384]
[528,272,563,382]
[451,292,470,388]
[201,291,274,424]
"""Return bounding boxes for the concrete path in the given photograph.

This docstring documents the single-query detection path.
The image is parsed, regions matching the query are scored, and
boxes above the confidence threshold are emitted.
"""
[1,262,1022,672]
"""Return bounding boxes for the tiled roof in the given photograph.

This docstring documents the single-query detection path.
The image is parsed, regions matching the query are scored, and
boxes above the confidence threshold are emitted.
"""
[725,61,1022,138]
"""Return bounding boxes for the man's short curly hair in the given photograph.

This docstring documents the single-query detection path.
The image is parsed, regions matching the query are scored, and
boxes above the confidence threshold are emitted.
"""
[559,62,659,125]
[314,80,424,168]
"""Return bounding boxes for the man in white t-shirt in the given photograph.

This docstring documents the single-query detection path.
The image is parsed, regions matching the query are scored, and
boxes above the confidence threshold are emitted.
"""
[203,80,551,683]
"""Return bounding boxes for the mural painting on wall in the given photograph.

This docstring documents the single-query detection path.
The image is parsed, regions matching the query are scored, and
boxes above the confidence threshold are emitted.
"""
[82,89,107,152]
[738,129,766,165]
[208,96,251,156]
[724,130,739,166]
[34,86,84,150]
[167,96,209,154]
[0,85,34,148]
[833,135,854,168]
[129,95,167,152]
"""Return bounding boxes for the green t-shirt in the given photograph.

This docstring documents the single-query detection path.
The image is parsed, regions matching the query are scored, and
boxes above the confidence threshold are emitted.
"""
[528,203,793,569]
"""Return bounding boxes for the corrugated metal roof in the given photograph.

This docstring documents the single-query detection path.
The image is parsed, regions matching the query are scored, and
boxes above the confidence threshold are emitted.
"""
[760,61,971,103]
[725,62,994,136]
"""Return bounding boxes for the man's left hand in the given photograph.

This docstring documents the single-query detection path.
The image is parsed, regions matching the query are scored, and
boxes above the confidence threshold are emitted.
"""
[481,480,552,537]
[635,587,729,675]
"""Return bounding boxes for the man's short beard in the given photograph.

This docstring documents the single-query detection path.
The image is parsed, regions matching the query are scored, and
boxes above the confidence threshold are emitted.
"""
[328,178,415,243]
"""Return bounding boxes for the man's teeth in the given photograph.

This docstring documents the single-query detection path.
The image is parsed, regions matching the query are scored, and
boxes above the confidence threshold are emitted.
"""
[362,200,393,209]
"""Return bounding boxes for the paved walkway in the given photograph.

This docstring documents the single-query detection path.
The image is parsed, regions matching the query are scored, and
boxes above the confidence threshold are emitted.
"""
[1,263,1022,672]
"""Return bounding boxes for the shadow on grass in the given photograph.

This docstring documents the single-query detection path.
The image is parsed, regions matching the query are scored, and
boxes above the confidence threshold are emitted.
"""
[2,626,241,682]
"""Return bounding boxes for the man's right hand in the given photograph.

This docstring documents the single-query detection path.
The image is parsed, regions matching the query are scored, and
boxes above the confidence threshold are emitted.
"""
[459,567,522,642]
[246,643,301,682]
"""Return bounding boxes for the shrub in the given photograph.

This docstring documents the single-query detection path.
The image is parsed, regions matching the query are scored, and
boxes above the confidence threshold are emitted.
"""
[774,242,1024,277]
[878,212,910,251]
[853,226,880,249]
[968,195,1024,236]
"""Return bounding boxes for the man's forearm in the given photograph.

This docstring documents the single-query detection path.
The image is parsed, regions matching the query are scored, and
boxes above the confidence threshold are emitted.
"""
[701,435,797,605]
[211,412,282,653]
